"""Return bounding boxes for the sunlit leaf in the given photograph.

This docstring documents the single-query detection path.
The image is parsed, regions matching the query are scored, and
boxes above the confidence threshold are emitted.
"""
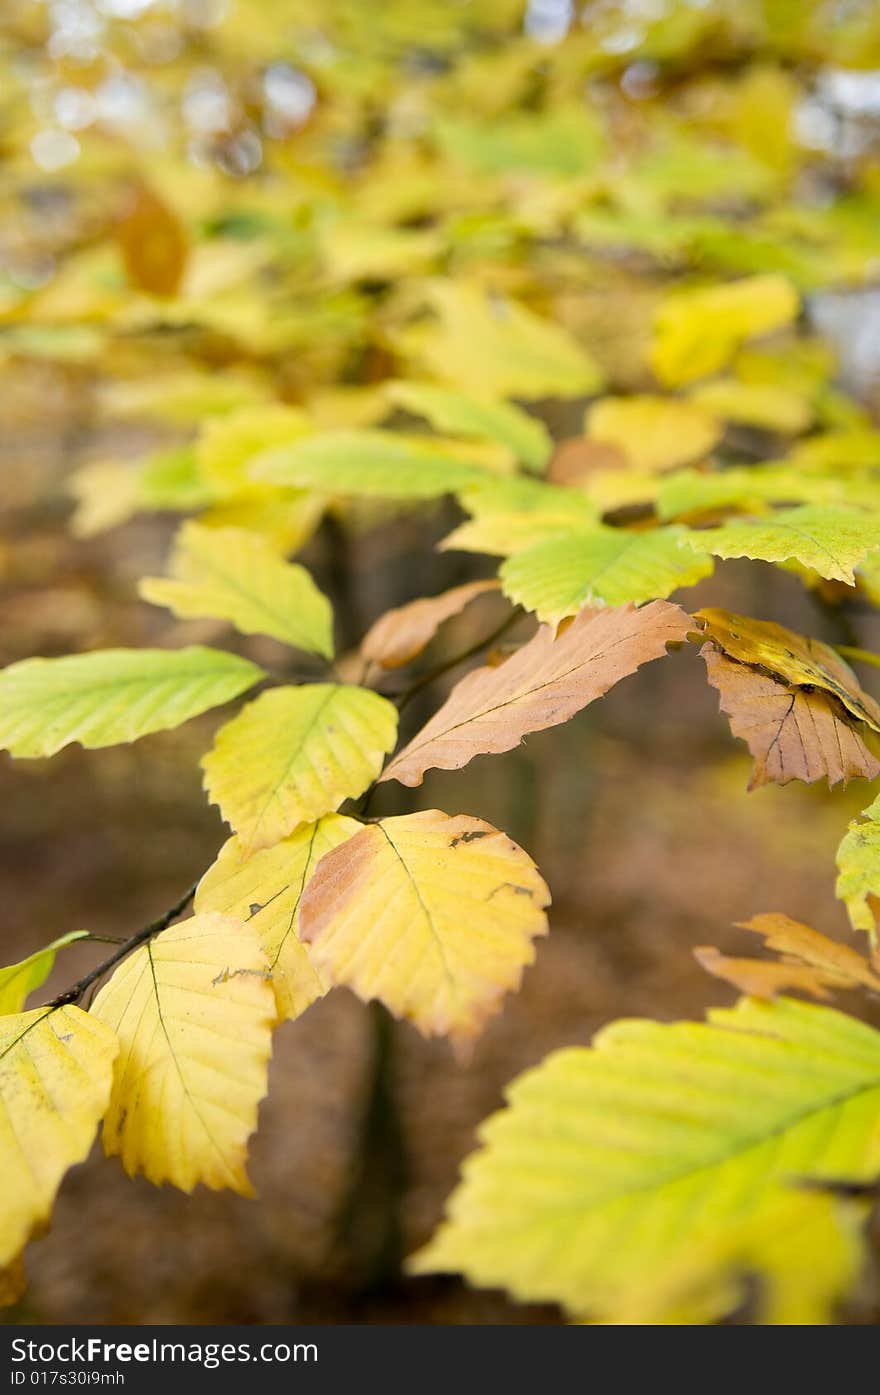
[650,274,800,387]
[299,811,550,1054]
[0,647,265,759]
[683,506,880,584]
[202,684,398,852]
[0,933,89,1016]
[585,396,721,473]
[91,913,274,1194]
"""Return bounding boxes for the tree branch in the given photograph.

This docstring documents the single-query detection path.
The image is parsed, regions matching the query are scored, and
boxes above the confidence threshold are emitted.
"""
[46,880,199,1010]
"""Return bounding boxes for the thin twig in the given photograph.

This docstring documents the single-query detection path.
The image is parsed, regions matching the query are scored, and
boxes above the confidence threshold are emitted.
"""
[393,608,522,713]
[46,880,199,1010]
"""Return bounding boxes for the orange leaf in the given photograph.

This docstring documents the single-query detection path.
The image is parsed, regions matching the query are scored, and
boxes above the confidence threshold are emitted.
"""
[116,185,188,298]
[381,600,692,787]
[694,946,839,1001]
[361,579,500,670]
[702,644,880,789]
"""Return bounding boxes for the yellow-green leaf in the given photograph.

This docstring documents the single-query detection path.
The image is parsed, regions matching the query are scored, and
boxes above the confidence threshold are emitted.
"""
[501,527,714,622]
[196,404,311,499]
[585,396,721,473]
[688,378,812,434]
[91,913,274,1194]
[250,430,489,499]
[397,283,604,400]
[683,506,880,584]
[411,996,880,1323]
[650,274,800,387]
[0,1007,117,1266]
[0,933,89,1016]
[0,647,265,759]
[836,795,880,939]
[139,522,334,658]
[299,811,550,1054]
[201,685,397,853]
[387,381,552,472]
[194,815,360,1021]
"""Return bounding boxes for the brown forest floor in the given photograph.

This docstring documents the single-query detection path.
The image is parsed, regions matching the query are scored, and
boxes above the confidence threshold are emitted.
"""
[3,363,880,1324]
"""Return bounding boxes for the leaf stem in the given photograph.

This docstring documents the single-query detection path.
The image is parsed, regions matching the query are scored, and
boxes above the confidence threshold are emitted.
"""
[46,880,199,1010]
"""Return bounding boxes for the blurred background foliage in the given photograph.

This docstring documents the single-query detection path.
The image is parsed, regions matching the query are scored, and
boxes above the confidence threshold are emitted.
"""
[2,0,880,1323]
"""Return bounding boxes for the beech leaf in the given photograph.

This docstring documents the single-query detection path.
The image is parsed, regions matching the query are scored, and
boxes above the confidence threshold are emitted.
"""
[361,580,500,670]
[91,913,275,1194]
[299,811,550,1053]
[702,644,880,789]
[684,506,880,584]
[381,601,692,787]
[202,684,397,852]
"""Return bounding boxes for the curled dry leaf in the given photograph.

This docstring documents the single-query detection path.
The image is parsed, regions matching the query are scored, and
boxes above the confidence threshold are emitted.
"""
[694,946,841,1001]
[702,644,880,789]
[697,608,880,733]
[298,810,550,1055]
[738,913,880,991]
[361,579,500,670]
[695,912,880,1003]
[381,600,692,787]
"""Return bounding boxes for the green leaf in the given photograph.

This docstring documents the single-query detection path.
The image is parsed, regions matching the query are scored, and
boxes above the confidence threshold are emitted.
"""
[442,477,597,556]
[836,794,880,939]
[683,506,880,583]
[387,382,552,472]
[201,684,397,853]
[139,522,334,658]
[501,526,714,621]
[654,466,879,521]
[411,996,880,1323]
[0,647,264,758]
[250,429,489,498]
[0,933,89,1015]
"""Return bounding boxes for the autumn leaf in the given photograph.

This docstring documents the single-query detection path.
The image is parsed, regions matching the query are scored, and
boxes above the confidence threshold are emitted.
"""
[585,395,721,472]
[702,643,880,788]
[116,184,188,298]
[361,580,500,670]
[0,1007,117,1267]
[500,527,713,622]
[202,684,398,852]
[250,429,489,499]
[194,815,360,1021]
[836,795,880,938]
[688,378,812,434]
[683,506,880,584]
[411,996,880,1324]
[139,522,334,658]
[696,608,880,733]
[650,274,800,386]
[739,912,880,990]
[381,601,692,787]
[694,946,843,1001]
[298,811,550,1053]
[91,913,275,1194]
[0,647,265,759]
[0,932,89,1015]
[386,381,551,472]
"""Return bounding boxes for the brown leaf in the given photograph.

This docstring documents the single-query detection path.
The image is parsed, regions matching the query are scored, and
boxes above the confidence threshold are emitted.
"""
[697,608,880,734]
[546,437,628,486]
[737,912,880,991]
[116,185,188,298]
[694,946,839,1001]
[361,579,499,670]
[381,600,692,787]
[702,643,880,789]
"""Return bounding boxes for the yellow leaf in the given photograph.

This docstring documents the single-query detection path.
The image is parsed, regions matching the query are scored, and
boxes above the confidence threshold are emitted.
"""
[202,685,398,853]
[91,913,274,1194]
[196,405,311,500]
[0,1007,117,1266]
[195,815,360,1021]
[585,396,721,472]
[688,378,812,435]
[139,522,334,658]
[299,811,550,1054]
[650,275,800,387]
